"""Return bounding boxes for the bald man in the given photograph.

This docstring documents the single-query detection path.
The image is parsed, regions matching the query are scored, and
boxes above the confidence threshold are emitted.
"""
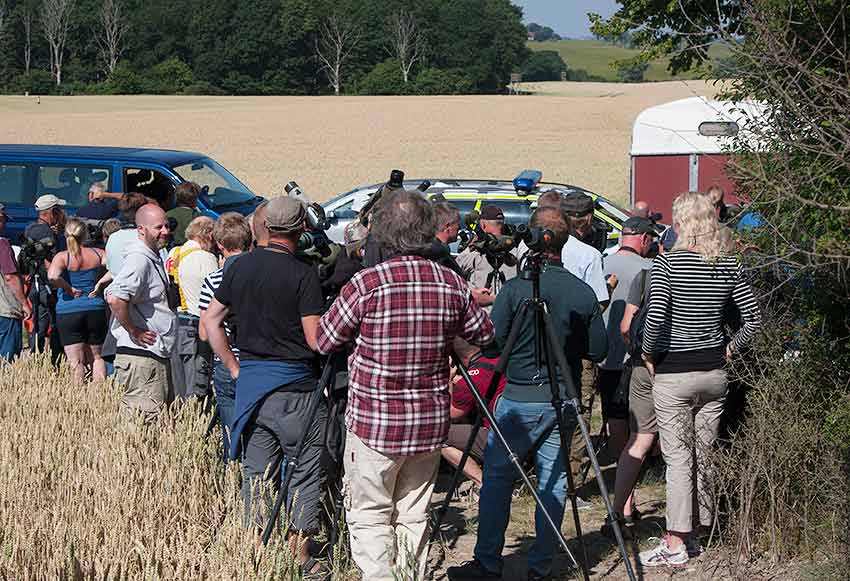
[248,200,270,248]
[633,201,650,219]
[106,203,178,422]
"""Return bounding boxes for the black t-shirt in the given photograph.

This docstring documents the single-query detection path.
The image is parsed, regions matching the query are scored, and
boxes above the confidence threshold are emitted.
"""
[214,245,323,363]
[76,198,119,220]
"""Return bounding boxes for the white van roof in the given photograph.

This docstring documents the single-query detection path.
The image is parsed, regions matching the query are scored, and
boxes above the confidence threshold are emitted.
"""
[630,97,766,156]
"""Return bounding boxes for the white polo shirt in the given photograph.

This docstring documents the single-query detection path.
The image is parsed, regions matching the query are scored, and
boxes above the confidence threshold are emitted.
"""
[561,235,609,303]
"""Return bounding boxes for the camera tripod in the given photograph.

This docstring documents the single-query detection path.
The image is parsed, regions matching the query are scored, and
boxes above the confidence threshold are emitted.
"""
[261,352,342,546]
[432,252,636,581]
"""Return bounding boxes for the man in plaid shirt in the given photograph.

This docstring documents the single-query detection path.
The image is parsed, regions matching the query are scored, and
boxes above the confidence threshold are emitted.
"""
[317,190,494,581]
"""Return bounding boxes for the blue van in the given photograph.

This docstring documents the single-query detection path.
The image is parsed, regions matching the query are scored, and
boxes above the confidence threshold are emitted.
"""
[0,145,266,243]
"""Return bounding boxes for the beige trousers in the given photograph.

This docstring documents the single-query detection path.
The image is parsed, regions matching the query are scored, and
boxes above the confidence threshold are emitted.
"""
[115,353,171,423]
[343,430,440,581]
[653,369,727,533]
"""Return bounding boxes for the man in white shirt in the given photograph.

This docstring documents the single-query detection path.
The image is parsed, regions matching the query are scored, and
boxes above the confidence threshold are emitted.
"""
[106,204,177,422]
[167,216,218,400]
[560,193,609,304]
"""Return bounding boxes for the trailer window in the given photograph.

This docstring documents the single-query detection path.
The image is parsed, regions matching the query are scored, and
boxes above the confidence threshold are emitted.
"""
[699,121,739,137]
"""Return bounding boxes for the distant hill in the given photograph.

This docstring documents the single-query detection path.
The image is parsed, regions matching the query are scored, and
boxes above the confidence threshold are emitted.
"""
[528,40,731,82]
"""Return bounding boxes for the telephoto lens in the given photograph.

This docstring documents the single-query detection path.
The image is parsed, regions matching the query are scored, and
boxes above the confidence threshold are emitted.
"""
[284,181,304,199]
[388,169,405,189]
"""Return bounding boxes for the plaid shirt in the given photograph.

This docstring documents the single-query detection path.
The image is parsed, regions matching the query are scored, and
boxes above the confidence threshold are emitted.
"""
[317,255,494,455]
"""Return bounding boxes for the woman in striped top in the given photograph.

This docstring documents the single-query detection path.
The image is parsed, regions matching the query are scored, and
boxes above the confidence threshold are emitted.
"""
[639,192,760,568]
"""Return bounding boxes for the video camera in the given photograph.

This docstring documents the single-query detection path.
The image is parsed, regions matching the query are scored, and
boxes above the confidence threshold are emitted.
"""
[515,224,554,254]
[17,236,54,278]
[285,181,333,258]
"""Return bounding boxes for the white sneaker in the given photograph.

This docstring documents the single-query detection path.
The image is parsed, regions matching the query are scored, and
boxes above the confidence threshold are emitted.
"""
[638,537,689,568]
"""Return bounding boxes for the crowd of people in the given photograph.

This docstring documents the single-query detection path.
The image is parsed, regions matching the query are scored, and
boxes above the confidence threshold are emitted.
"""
[0,176,761,579]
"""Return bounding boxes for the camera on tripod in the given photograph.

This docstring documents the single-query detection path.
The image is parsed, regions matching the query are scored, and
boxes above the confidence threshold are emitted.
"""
[515,224,554,255]
[17,236,54,277]
[284,181,333,258]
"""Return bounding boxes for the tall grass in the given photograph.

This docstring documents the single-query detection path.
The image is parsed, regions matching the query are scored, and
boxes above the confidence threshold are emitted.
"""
[0,353,333,580]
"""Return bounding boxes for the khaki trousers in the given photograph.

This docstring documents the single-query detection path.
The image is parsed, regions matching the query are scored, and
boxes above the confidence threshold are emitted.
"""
[653,369,727,533]
[343,430,440,581]
[115,353,171,423]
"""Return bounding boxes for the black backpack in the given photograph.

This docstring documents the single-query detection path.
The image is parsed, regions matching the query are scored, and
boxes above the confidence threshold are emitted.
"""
[628,269,650,357]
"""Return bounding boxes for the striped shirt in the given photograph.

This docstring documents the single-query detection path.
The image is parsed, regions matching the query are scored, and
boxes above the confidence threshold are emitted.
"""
[198,267,239,362]
[642,250,760,373]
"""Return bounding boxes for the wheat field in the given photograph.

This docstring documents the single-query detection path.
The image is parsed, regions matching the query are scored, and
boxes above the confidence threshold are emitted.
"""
[0,81,719,205]
[1,82,725,580]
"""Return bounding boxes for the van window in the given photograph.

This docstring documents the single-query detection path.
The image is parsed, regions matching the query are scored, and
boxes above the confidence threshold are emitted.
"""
[37,165,111,208]
[124,168,175,208]
[0,165,30,205]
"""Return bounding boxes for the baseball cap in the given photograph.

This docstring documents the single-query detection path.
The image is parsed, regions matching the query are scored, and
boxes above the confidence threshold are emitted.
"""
[35,194,67,212]
[265,196,306,232]
[660,227,678,250]
[562,193,594,217]
[0,204,7,218]
[479,205,505,221]
[622,216,659,237]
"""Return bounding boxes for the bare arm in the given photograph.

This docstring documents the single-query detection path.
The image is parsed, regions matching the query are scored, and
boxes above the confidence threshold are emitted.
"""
[3,274,30,319]
[302,315,320,352]
[620,303,639,347]
[47,253,80,297]
[89,272,113,298]
[201,298,238,378]
[106,293,157,347]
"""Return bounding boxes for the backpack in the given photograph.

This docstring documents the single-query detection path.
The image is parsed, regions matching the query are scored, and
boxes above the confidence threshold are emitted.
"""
[628,269,650,357]
[165,244,201,311]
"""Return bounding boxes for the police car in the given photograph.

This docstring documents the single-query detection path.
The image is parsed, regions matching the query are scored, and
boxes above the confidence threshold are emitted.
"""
[322,170,633,255]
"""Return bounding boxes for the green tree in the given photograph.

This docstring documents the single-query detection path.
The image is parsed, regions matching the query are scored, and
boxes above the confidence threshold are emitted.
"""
[521,50,566,81]
[589,0,740,74]
[148,56,192,93]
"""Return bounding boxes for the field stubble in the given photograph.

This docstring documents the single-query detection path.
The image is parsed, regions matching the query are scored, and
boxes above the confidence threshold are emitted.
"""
[0,353,338,580]
[0,81,719,204]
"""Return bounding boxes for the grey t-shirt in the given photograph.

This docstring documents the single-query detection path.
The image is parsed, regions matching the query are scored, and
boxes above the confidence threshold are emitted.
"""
[600,251,653,369]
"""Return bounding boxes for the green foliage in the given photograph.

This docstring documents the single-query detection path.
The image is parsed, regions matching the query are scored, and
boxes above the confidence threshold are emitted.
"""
[520,50,566,82]
[414,68,473,95]
[12,70,55,95]
[0,0,529,95]
[104,63,145,94]
[588,0,738,74]
[526,22,561,42]
[357,59,406,95]
[148,57,194,94]
[616,60,648,82]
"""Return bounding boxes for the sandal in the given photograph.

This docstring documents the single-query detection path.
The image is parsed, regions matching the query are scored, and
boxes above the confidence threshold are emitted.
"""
[300,557,329,580]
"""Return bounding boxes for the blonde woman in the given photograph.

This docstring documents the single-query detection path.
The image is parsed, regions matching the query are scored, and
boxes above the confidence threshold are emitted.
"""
[638,192,760,567]
[47,219,108,383]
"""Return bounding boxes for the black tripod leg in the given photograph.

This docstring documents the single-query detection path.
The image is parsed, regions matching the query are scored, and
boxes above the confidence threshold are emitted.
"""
[430,300,532,540]
[261,357,335,546]
[452,358,582,571]
[540,309,591,581]
[541,309,637,581]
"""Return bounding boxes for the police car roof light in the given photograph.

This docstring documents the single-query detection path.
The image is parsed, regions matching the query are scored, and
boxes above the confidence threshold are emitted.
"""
[513,170,542,195]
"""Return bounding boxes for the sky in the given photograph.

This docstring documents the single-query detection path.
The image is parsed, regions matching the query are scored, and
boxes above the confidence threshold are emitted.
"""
[511,0,620,39]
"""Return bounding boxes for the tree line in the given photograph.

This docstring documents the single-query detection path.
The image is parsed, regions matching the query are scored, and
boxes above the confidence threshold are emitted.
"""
[0,0,531,95]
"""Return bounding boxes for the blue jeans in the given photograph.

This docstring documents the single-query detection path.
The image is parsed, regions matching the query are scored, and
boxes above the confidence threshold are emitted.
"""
[474,397,577,576]
[213,362,237,463]
[0,316,22,362]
